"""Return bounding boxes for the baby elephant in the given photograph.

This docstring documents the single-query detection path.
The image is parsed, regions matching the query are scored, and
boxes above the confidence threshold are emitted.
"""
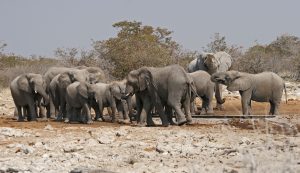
[211,71,287,115]
[188,71,224,115]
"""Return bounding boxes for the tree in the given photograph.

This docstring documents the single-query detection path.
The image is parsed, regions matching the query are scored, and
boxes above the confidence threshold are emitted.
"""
[203,33,243,70]
[234,34,300,80]
[92,21,182,79]
[0,41,7,56]
[203,33,228,53]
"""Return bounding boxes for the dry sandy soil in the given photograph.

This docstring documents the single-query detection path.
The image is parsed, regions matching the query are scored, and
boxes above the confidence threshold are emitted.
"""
[0,88,299,173]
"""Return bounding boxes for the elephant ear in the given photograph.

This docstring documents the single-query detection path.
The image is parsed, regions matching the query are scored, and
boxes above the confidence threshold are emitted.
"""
[68,72,77,82]
[77,83,88,99]
[110,83,122,100]
[17,75,31,93]
[138,68,152,91]
[227,76,252,92]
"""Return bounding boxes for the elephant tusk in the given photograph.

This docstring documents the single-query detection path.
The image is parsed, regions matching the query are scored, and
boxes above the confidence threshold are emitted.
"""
[34,90,37,94]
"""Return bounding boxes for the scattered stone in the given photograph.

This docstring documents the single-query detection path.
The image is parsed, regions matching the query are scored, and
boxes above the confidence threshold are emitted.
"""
[63,146,84,153]
[44,124,54,131]
[97,135,115,144]
[0,127,31,137]
[239,137,251,145]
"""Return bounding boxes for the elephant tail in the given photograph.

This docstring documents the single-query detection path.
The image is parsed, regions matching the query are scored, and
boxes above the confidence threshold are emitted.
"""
[284,83,287,104]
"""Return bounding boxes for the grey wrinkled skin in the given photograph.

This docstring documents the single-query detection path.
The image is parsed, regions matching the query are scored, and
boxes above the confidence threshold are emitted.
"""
[65,82,94,124]
[10,73,49,121]
[187,51,232,109]
[211,71,287,115]
[46,67,106,120]
[125,64,193,127]
[91,81,130,123]
[189,70,223,115]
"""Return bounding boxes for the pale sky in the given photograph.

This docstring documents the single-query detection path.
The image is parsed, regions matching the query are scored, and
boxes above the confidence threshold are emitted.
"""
[0,0,299,57]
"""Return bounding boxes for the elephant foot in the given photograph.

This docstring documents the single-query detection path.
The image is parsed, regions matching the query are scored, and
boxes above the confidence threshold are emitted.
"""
[17,118,25,122]
[177,119,187,126]
[56,116,63,122]
[49,115,56,119]
[186,119,194,125]
[28,118,37,122]
[95,118,105,122]
[200,109,206,115]
[206,111,214,115]
[37,117,48,122]
[121,119,131,124]
[214,104,224,110]
[86,120,93,124]
[64,118,70,123]
[161,123,169,127]
[169,120,176,126]
[136,122,147,127]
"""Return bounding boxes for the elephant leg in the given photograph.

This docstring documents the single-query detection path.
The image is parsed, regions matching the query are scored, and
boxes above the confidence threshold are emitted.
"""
[64,104,72,123]
[138,96,151,126]
[95,101,104,121]
[200,97,206,115]
[273,102,280,115]
[146,106,155,127]
[48,97,56,119]
[16,106,24,122]
[183,98,193,125]
[165,105,176,125]
[269,101,280,115]
[116,101,124,123]
[39,106,46,119]
[110,99,118,123]
[121,99,130,122]
[155,101,169,127]
[215,83,223,110]
[56,97,65,121]
[248,101,252,115]
[241,91,251,115]
[173,105,187,125]
[135,95,143,122]
[83,103,92,124]
[207,96,214,115]
[190,100,196,115]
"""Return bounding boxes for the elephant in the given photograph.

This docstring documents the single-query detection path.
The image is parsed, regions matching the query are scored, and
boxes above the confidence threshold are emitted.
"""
[10,73,49,121]
[187,51,232,109]
[125,64,194,126]
[44,66,106,118]
[211,71,287,115]
[64,82,94,124]
[89,81,130,123]
[188,70,224,115]
[64,81,129,124]
[48,68,106,120]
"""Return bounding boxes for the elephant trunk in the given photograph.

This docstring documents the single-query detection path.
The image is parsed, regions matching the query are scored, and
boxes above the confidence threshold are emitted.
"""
[121,99,130,120]
[37,87,49,106]
[215,83,225,104]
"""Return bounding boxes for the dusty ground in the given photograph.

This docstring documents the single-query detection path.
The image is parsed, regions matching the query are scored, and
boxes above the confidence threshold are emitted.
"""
[0,88,299,173]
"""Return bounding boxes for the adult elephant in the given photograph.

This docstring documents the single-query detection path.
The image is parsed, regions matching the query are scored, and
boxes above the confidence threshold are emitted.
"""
[10,73,49,121]
[125,64,194,126]
[211,71,287,115]
[187,51,232,109]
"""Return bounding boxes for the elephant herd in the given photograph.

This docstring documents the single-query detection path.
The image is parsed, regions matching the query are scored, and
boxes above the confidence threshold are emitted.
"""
[10,51,287,126]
